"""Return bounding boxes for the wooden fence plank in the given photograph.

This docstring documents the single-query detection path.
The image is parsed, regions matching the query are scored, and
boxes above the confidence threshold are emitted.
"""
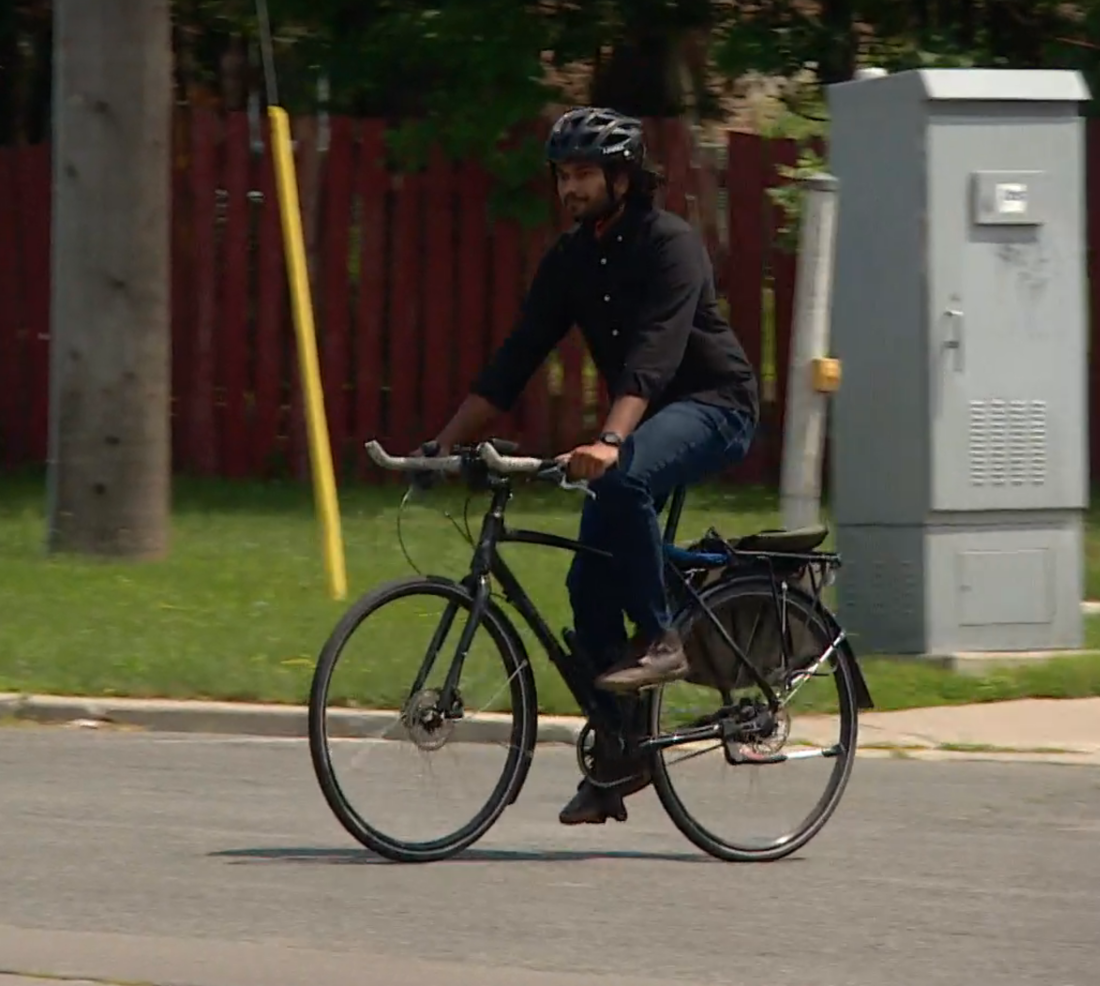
[170,112,194,473]
[320,115,355,476]
[661,118,690,218]
[767,137,800,488]
[423,147,456,439]
[18,143,51,464]
[387,170,422,451]
[456,162,490,411]
[253,117,287,476]
[725,131,768,485]
[188,108,220,475]
[220,112,251,477]
[285,117,319,479]
[0,148,23,467]
[521,225,552,455]
[490,215,523,440]
[354,121,388,470]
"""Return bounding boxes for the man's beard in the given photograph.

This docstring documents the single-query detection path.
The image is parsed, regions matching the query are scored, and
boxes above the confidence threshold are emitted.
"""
[565,194,614,223]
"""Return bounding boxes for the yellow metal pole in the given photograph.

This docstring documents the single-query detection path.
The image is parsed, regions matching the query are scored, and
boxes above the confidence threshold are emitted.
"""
[267,105,347,601]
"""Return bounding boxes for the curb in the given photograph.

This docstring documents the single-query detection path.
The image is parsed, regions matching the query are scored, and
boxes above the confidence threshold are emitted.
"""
[0,693,585,746]
[4,693,1100,764]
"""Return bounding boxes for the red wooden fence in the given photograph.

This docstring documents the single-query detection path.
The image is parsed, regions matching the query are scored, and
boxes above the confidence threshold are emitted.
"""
[3,110,1098,487]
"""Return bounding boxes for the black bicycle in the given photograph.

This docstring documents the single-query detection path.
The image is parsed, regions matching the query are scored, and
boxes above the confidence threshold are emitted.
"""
[307,438,874,864]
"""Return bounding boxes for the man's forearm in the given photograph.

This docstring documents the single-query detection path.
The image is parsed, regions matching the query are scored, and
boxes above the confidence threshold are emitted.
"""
[435,394,500,450]
[602,395,649,439]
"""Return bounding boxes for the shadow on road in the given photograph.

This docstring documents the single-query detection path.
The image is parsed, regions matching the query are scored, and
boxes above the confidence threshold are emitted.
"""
[209,845,717,865]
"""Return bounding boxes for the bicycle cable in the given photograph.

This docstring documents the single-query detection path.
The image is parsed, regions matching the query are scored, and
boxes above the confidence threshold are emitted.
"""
[396,486,422,576]
[396,484,477,578]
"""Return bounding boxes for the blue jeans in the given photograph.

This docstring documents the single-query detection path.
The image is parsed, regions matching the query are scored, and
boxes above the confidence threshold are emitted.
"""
[565,399,755,672]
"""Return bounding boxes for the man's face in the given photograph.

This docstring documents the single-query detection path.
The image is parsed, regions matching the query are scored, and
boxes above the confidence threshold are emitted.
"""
[555,160,626,221]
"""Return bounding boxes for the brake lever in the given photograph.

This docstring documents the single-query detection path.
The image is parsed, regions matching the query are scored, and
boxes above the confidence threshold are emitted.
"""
[561,477,594,498]
[545,468,594,498]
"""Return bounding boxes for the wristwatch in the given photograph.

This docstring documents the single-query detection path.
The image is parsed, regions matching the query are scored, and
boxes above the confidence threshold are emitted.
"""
[596,430,624,448]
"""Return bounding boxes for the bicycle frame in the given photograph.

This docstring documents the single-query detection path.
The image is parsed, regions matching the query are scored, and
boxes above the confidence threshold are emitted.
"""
[420,479,630,731]
[405,477,809,740]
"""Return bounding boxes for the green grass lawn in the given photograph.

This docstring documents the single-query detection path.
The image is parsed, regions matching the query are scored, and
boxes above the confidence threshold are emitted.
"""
[3,469,1100,715]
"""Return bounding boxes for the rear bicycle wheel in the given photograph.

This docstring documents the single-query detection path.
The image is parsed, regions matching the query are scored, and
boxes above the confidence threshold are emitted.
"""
[308,575,538,863]
[652,575,860,862]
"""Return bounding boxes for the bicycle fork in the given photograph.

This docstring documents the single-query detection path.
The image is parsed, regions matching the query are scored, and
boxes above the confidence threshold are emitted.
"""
[399,576,491,719]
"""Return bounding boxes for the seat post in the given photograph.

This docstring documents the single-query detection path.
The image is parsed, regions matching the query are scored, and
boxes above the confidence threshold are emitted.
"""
[662,485,687,544]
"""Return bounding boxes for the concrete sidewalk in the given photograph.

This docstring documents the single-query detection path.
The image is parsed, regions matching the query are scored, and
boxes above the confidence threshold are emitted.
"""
[792,697,1100,762]
[3,691,1100,762]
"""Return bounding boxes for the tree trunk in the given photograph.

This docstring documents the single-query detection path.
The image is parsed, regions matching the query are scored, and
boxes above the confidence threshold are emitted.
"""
[589,32,681,117]
[0,5,17,146]
[818,0,855,85]
[47,0,172,558]
[23,6,52,146]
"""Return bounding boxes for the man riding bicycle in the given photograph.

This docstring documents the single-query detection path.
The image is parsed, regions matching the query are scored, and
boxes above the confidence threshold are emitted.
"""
[423,106,760,825]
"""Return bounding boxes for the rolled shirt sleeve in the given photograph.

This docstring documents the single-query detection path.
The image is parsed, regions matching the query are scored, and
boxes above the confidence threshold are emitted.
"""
[471,238,572,413]
[613,229,703,403]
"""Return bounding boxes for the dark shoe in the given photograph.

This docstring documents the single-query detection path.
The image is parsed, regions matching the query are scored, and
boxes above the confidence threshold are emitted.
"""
[596,629,690,693]
[559,698,653,825]
[559,780,629,825]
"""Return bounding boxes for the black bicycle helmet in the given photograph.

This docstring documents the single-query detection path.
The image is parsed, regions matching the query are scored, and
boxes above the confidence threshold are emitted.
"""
[546,106,646,167]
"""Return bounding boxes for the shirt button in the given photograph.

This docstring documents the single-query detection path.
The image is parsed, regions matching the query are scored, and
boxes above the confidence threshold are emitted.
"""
[600,257,607,265]
[603,294,610,302]
[611,329,619,337]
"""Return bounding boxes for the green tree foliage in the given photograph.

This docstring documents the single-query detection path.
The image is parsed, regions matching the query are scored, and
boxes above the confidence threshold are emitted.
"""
[6,2,1100,190]
[258,0,722,223]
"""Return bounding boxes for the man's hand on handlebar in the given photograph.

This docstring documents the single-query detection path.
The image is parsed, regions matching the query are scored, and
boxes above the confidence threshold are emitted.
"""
[406,440,445,489]
[556,441,619,481]
[372,438,594,499]
[409,439,446,458]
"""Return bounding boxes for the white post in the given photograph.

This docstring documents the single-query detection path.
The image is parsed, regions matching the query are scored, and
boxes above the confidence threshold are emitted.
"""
[779,173,840,532]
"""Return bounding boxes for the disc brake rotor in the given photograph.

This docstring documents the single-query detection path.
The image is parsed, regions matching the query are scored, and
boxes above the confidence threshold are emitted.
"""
[401,688,455,752]
[747,705,791,756]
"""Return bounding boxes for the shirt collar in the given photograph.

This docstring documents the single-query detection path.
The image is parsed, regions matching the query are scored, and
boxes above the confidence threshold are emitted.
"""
[583,199,653,246]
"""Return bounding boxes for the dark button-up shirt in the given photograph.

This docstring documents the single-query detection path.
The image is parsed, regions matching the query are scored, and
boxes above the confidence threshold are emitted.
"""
[471,202,759,426]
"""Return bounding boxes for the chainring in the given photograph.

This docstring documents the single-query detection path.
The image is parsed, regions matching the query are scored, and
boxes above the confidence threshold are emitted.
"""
[575,720,641,791]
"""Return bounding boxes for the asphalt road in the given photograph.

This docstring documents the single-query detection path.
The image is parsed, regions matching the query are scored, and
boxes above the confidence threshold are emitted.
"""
[2,727,1099,986]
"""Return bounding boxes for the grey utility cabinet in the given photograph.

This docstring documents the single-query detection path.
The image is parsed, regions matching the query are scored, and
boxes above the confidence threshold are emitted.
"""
[827,68,1091,656]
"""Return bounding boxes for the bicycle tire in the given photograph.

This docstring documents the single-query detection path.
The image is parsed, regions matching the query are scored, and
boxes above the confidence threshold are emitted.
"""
[652,573,860,863]
[308,575,539,863]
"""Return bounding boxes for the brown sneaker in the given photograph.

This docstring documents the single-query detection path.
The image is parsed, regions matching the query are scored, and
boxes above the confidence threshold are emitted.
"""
[595,629,690,693]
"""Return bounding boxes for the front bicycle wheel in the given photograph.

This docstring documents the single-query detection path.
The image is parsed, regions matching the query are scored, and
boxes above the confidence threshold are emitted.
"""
[308,575,538,863]
[652,575,860,862]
